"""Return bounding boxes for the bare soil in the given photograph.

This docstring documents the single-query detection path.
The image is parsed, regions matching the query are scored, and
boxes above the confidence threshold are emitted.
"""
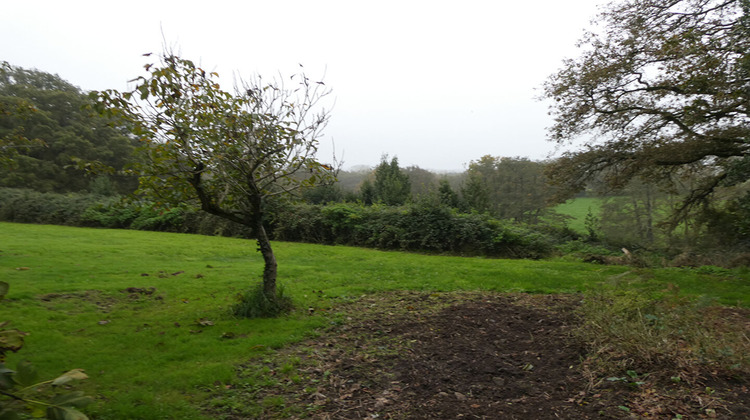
[208,292,750,419]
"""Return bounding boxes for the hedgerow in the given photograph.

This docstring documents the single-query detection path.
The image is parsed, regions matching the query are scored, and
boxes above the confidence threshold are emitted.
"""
[0,188,557,259]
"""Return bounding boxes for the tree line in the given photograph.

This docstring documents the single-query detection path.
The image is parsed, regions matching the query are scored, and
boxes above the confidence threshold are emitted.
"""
[2,50,749,267]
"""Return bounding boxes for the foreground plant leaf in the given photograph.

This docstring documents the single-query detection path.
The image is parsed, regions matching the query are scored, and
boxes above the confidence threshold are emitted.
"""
[51,391,93,408]
[46,405,88,420]
[0,329,27,354]
[13,360,37,387]
[51,369,88,386]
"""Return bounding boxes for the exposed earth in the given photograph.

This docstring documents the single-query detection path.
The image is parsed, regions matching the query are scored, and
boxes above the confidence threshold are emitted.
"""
[208,292,749,419]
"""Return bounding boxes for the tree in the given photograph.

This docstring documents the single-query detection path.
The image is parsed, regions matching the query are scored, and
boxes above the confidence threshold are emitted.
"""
[598,180,670,248]
[371,155,411,205]
[544,0,750,226]
[0,62,137,193]
[93,54,333,312]
[461,171,490,213]
[437,179,461,208]
[463,155,550,222]
[0,63,43,169]
[403,165,438,200]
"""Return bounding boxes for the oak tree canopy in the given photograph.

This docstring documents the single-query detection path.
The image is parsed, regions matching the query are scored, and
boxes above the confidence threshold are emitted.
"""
[544,0,750,224]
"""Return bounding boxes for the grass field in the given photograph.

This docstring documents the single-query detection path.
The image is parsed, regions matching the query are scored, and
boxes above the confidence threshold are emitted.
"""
[552,196,605,233]
[1,222,748,418]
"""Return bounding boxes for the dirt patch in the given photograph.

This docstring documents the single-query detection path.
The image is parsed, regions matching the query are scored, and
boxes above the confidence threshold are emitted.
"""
[38,290,117,313]
[207,292,749,419]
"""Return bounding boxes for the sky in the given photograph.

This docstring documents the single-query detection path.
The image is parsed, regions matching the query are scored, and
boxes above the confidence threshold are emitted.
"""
[2,0,605,172]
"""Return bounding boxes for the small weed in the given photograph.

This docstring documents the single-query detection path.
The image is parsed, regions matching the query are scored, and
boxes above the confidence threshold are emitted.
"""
[606,370,649,387]
[261,396,285,408]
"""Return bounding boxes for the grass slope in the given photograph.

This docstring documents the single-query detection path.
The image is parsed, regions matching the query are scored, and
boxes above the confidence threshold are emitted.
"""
[553,196,605,233]
[1,222,748,418]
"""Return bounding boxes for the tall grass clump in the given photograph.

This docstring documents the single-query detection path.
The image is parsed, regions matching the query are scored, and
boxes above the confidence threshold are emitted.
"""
[231,283,294,318]
[575,283,750,384]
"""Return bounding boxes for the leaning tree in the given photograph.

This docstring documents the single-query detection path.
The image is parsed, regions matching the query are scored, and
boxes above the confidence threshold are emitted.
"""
[544,0,750,225]
[93,54,334,314]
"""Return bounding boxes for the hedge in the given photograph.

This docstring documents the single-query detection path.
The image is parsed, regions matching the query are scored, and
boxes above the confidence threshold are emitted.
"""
[0,188,557,259]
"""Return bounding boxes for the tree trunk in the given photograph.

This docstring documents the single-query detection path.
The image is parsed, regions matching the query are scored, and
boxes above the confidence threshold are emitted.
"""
[645,186,655,244]
[250,195,277,299]
[256,221,277,298]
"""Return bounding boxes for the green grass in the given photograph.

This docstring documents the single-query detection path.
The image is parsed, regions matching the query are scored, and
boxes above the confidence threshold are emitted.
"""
[1,222,748,419]
[553,196,605,233]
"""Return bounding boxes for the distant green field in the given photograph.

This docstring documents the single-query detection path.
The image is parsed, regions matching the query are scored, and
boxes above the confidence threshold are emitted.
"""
[1,222,748,418]
[552,196,605,233]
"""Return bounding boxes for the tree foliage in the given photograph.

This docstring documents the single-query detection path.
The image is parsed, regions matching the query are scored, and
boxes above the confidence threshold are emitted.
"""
[92,53,333,305]
[0,62,137,193]
[545,0,750,225]
[360,155,411,205]
[463,155,550,222]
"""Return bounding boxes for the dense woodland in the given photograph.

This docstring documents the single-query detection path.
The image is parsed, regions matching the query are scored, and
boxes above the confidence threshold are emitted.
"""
[2,0,750,268]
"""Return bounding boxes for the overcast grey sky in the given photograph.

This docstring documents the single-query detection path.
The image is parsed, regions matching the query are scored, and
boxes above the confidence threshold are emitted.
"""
[2,0,604,171]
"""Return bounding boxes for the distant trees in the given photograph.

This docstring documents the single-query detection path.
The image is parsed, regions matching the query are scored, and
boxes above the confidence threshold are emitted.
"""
[360,155,411,205]
[0,63,138,193]
[462,155,549,222]
[317,155,553,224]
[93,53,334,314]
[404,165,437,199]
[598,180,667,248]
[544,0,750,227]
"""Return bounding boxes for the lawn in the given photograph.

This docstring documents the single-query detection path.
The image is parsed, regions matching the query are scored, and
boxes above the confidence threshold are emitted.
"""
[1,222,748,418]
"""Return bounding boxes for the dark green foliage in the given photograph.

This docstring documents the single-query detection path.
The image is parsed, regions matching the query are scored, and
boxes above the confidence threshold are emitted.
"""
[0,64,138,194]
[437,179,461,209]
[231,283,294,318]
[0,188,107,226]
[80,201,140,229]
[271,202,556,259]
[584,207,600,241]
[370,156,411,205]
[460,172,490,213]
[301,183,343,204]
[463,155,550,222]
[0,188,556,259]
